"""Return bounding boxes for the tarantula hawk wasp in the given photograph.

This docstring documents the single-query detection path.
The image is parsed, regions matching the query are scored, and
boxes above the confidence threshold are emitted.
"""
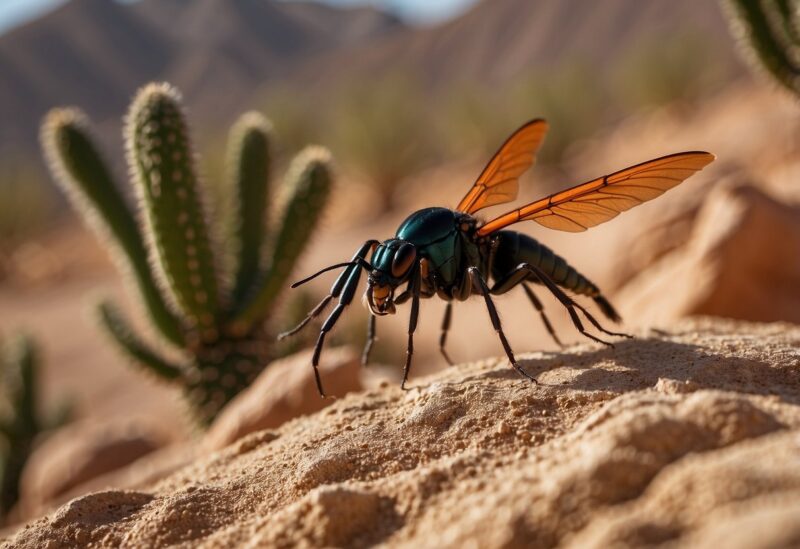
[280,119,714,396]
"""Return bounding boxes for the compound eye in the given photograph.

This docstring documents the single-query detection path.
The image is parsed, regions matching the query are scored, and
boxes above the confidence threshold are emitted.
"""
[391,243,417,278]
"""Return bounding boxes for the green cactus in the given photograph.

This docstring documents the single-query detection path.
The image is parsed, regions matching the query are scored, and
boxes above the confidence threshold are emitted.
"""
[0,335,68,520]
[722,0,800,97]
[41,82,333,425]
[227,113,273,308]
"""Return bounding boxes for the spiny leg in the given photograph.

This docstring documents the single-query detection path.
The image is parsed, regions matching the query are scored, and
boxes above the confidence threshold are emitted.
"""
[522,283,563,348]
[439,302,454,366]
[468,267,537,384]
[292,240,376,396]
[362,314,376,366]
[522,264,630,340]
[311,260,370,397]
[278,240,378,340]
[277,294,333,339]
[489,262,629,345]
[401,266,421,390]
[395,282,433,305]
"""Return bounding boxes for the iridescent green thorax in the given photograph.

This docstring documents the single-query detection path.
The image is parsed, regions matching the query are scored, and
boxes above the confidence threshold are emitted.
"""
[393,207,478,288]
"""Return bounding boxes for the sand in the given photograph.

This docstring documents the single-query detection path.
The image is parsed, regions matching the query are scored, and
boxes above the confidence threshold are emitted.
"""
[4,317,799,548]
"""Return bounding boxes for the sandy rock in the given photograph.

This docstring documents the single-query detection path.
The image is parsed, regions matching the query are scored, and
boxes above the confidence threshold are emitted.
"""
[5,318,800,548]
[204,346,362,451]
[17,418,167,519]
[22,443,198,523]
[618,183,800,325]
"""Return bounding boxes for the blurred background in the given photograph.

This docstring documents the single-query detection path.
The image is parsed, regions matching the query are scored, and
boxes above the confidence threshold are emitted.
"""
[0,0,798,528]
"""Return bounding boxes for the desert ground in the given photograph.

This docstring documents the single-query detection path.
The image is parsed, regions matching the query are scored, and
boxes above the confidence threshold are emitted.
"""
[5,318,800,548]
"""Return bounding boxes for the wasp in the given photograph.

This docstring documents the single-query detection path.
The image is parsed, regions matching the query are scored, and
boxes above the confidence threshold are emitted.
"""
[280,119,714,396]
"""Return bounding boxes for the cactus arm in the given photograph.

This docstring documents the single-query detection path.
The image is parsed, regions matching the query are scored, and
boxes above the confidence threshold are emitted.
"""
[226,112,273,308]
[774,0,800,44]
[41,110,185,347]
[723,0,800,95]
[126,83,221,340]
[13,335,37,434]
[98,301,185,382]
[231,146,332,331]
[0,334,39,516]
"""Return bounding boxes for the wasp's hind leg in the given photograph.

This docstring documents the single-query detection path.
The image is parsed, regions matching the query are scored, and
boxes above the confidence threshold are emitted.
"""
[468,267,537,385]
[491,263,625,347]
[521,283,563,347]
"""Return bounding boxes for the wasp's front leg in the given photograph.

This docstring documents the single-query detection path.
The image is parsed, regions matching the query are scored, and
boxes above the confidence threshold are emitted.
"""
[278,240,378,340]
[362,314,377,366]
[400,264,422,390]
[280,240,378,396]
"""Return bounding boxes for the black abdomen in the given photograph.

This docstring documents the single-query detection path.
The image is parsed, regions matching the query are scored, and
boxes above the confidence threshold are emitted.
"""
[490,231,598,296]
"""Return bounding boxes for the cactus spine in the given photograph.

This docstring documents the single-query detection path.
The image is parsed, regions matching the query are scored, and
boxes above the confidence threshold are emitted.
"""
[723,0,800,97]
[42,82,333,425]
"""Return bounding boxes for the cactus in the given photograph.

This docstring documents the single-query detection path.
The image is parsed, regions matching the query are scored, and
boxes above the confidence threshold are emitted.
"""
[0,335,68,520]
[41,83,332,425]
[722,0,800,97]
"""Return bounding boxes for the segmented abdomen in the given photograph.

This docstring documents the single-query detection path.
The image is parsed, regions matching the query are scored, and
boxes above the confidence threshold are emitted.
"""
[490,230,598,296]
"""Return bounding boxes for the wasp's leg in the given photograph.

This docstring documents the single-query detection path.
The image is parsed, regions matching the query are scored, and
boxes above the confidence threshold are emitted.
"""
[439,302,454,365]
[522,283,563,347]
[492,262,621,346]
[490,268,563,346]
[277,294,333,340]
[278,240,378,340]
[395,283,433,305]
[522,264,631,340]
[394,289,412,305]
[311,263,368,397]
[468,267,536,384]
[307,242,378,396]
[362,314,377,366]
[401,267,422,390]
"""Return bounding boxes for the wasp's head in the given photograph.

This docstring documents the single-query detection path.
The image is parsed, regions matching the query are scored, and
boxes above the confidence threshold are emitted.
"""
[365,239,417,316]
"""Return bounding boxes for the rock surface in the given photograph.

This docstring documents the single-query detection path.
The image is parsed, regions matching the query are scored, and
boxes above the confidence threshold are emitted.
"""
[618,183,800,325]
[5,318,800,548]
[16,418,167,520]
[204,346,362,451]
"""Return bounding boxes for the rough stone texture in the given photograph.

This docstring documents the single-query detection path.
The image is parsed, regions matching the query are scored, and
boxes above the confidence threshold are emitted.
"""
[618,183,800,324]
[4,318,799,548]
[204,346,362,451]
[16,418,167,520]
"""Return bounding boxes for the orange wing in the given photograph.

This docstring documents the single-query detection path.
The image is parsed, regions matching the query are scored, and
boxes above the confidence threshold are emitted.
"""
[456,119,548,215]
[477,151,715,236]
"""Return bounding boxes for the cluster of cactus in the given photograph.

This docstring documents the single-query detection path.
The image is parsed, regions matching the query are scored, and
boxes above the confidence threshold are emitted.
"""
[42,83,332,425]
[722,0,800,97]
[0,335,67,519]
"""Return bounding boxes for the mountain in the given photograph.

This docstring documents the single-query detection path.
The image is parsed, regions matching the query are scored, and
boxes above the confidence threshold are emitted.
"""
[296,0,744,90]
[0,0,170,155]
[0,0,403,158]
